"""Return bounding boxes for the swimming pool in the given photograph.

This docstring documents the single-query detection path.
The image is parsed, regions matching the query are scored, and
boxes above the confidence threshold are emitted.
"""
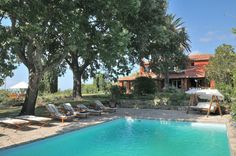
[0,118,230,156]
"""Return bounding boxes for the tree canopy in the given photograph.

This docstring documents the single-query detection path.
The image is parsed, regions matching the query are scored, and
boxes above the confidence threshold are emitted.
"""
[0,23,16,85]
[65,0,190,97]
[206,44,236,85]
[0,0,75,114]
[148,15,190,88]
[65,0,140,98]
[0,0,190,114]
[206,44,236,101]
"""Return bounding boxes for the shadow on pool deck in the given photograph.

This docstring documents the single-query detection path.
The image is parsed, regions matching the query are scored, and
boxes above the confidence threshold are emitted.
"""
[0,125,37,131]
[0,134,6,137]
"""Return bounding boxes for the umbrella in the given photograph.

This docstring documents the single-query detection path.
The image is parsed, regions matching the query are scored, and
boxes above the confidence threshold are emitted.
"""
[10,81,28,89]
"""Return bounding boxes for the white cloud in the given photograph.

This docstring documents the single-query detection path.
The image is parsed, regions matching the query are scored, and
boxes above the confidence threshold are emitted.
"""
[199,37,212,43]
[190,50,202,54]
[199,31,227,43]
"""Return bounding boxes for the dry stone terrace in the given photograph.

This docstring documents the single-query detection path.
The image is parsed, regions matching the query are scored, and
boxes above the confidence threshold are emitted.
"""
[0,108,236,155]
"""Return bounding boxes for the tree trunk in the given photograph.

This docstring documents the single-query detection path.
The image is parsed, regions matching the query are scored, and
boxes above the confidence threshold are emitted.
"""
[20,72,42,115]
[49,71,58,93]
[72,69,82,98]
[67,53,91,99]
[164,71,170,90]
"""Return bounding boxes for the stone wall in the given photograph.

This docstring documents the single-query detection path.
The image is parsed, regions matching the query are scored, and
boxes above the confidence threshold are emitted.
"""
[118,99,189,111]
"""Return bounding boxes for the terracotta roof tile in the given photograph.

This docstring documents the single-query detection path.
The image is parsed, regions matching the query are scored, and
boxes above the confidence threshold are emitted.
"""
[168,65,206,79]
[119,54,213,81]
[118,76,136,81]
[189,54,214,61]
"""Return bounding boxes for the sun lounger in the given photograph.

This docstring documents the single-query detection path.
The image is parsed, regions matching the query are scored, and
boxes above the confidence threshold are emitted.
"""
[94,100,117,113]
[16,115,51,126]
[0,117,30,129]
[63,103,89,118]
[190,102,217,113]
[46,104,74,123]
[77,104,102,116]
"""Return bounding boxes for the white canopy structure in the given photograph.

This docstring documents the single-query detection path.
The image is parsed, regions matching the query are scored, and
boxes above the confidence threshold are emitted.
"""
[185,88,224,101]
[185,88,223,117]
[10,81,28,89]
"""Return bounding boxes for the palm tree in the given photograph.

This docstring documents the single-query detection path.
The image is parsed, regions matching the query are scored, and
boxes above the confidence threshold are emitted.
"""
[167,14,191,53]
[150,14,191,89]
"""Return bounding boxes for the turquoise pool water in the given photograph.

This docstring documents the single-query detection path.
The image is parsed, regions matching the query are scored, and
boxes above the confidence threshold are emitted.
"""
[0,118,230,156]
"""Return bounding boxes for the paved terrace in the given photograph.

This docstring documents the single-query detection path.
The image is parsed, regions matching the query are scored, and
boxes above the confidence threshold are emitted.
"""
[0,108,236,155]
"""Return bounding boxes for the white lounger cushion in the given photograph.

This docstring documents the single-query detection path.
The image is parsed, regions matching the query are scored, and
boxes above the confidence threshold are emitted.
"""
[47,104,65,117]
[94,100,117,110]
[77,104,100,112]
[63,103,89,116]
[0,117,29,125]
[77,104,102,114]
[94,100,117,112]
[190,102,216,111]
[63,103,76,112]
[16,115,51,122]
[77,104,88,110]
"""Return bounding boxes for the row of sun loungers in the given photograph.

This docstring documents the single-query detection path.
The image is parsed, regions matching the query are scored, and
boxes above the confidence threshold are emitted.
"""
[0,100,116,129]
[46,101,116,123]
[46,104,74,123]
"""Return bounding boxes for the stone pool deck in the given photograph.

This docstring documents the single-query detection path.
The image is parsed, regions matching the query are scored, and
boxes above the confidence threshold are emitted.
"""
[0,108,235,155]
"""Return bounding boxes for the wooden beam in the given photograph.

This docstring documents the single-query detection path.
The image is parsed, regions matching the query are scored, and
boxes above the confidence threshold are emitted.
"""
[207,95,214,117]
[216,96,223,117]
[186,94,194,114]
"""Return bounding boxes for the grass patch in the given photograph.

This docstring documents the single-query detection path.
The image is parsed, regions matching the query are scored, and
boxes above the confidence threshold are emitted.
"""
[0,106,20,117]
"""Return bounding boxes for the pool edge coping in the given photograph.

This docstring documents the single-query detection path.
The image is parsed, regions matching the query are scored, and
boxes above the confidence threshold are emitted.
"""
[0,115,234,156]
[0,116,121,151]
[226,121,236,156]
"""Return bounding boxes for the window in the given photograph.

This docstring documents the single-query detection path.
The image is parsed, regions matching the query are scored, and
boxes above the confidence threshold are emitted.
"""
[170,80,181,88]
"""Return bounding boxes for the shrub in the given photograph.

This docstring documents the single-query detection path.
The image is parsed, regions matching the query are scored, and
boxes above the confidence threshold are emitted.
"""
[231,101,236,120]
[82,84,98,94]
[0,90,10,103]
[154,88,189,106]
[110,85,125,100]
[216,83,234,102]
[133,77,156,95]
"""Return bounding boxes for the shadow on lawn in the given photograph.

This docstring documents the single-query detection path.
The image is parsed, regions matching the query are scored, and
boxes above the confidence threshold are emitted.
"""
[0,133,6,137]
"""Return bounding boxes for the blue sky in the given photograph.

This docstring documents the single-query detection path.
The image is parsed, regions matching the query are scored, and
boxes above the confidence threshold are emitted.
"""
[168,0,236,53]
[2,0,236,90]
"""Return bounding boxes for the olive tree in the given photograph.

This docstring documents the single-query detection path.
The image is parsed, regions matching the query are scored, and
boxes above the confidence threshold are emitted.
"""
[0,1,74,114]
